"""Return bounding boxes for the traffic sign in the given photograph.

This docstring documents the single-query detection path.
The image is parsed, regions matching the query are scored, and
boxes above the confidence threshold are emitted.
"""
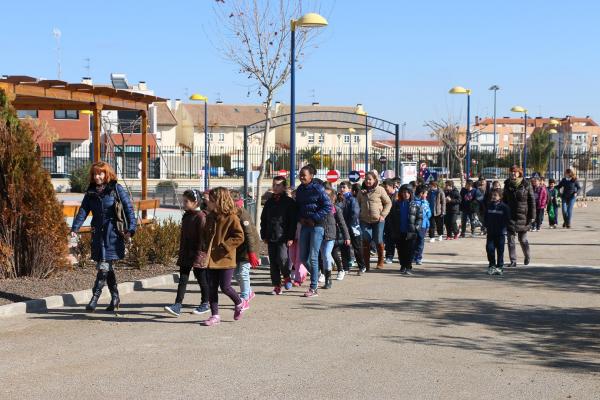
[348,170,360,182]
[277,169,288,177]
[379,155,387,164]
[359,170,365,179]
[326,170,340,183]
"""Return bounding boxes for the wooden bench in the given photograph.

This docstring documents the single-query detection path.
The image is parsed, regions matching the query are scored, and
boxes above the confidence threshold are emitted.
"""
[62,204,91,233]
[134,199,160,226]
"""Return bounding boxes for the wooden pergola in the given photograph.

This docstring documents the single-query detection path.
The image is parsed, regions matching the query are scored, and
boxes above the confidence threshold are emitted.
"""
[0,75,165,200]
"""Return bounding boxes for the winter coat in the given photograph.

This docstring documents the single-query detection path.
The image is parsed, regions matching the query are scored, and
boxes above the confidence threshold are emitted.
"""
[444,188,461,215]
[340,192,360,230]
[547,187,559,211]
[201,212,244,269]
[333,205,351,245]
[260,193,297,242]
[236,207,260,263]
[533,185,548,209]
[460,187,483,214]
[556,178,581,200]
[295,181,332,225]
[502,178,535,233]
[71,181,137,262]
[390,197,421,241]
[176,209,206,267]
[357,185,392,224]
[484,201,510,237]
[427,188,446,216]
[413,198,432,230]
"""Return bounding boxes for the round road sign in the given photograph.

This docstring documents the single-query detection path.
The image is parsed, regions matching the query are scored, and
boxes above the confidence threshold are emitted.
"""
[348,170,360,182]
[326,170,340,183]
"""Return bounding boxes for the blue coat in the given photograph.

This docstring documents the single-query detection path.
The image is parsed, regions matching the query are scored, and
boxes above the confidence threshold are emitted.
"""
[295,181,332,224]
[72,181,137,261]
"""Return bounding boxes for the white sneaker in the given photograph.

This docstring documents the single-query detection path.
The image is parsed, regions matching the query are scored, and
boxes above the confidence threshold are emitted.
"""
[336,270,346,281]
[318,273,325,283]
[438,235,444,242]
[384,258,394,264]
[429,238,436,243]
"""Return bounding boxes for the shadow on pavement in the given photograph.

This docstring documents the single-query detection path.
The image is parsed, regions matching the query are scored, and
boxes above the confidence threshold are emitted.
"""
[339,298,600,373]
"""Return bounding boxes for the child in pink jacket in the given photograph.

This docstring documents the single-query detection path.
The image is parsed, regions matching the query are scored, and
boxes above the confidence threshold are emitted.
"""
[531,176,548,231]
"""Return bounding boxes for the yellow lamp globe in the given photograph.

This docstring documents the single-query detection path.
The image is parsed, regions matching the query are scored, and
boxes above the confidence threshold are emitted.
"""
[295,13,328,28]
[449,86,471,95]
[189,93,207,101]
[511,106,527,113]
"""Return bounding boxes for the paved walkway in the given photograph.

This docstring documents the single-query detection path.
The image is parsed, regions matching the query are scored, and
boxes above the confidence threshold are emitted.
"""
[1,205,599,399]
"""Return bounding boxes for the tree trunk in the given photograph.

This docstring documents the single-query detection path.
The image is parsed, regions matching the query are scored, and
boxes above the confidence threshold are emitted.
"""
[253,94,273,230]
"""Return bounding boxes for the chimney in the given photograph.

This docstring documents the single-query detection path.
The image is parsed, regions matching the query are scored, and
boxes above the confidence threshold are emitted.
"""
[138,81,147,91]
[275,101,282,113]
[165,98,172,110]
[216,100,223,104]
[81,77,93,85]
[174,99,181,110]
[474,115,479,125]
[312,102,320,106]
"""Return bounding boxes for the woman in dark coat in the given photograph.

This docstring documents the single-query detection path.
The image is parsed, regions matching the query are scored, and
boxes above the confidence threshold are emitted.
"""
[502,165,535,268]
[71,162,136,312]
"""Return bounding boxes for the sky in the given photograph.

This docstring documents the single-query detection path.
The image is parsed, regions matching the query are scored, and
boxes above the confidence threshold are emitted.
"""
[2,0,600,138]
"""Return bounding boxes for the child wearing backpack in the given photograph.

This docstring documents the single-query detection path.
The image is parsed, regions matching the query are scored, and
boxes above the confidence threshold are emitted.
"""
[164,189,209,317]
[412,185,432,266]
[546,179,560,228]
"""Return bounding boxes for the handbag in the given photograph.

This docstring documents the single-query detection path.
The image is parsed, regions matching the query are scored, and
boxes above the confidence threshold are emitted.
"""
[113,185,129,237]
[291,263,308,285]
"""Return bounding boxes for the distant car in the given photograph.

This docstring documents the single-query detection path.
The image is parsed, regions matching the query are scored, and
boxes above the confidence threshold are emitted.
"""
[429,167,450,177]
[50,173,73,179]
[481,167,508,180]
[226,167,245,177]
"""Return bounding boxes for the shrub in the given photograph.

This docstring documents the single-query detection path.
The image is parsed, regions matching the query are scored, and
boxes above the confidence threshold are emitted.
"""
[124,218,180,269]
[72,233,92,268]
[126,226,154,269]
[69,163,92,193]
[0,89,70,278]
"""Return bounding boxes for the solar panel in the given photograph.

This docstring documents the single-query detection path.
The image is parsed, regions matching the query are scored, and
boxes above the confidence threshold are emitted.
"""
[110,73,129,89]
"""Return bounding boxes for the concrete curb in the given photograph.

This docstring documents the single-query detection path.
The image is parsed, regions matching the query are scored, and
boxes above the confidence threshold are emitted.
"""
[424,259,600,270]
[0,272,180,318]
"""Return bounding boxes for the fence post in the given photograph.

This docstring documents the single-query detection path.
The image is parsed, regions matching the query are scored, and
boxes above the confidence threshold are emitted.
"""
[243,126,249,202]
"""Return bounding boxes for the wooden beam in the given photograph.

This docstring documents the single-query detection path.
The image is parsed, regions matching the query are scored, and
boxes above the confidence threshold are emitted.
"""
[92,104,102,162]
[141,110,148,218]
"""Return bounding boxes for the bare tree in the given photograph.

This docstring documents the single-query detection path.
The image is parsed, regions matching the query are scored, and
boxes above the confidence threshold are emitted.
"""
[213,0,322,226]
[425,119,467,187]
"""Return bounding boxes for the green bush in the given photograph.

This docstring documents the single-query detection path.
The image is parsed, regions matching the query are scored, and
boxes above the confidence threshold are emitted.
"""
[69,163,92,193]
[124,218,180,268]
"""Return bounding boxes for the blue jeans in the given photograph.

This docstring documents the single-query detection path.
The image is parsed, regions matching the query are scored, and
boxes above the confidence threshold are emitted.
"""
[486,235,505,267]
[562,196,576,226]
[235,262,252,300]
[360,221,385,244]
[413,228,426,263]
[299,225,325,290]
[320,240,335,272]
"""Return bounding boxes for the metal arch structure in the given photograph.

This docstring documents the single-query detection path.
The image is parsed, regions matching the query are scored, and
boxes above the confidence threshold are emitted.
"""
[242,110,400,197]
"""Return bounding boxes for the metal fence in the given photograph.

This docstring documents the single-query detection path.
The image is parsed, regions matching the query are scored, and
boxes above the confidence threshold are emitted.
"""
[40,143,600,181]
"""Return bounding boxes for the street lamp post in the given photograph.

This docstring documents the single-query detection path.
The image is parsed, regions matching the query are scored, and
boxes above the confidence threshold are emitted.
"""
[449,86,472,177]
[548,118,561,178]
[511,106,528,174]
[290,13,328,188]
[348,127,355,173]
[190,93,209,191]
[489,85,500,164]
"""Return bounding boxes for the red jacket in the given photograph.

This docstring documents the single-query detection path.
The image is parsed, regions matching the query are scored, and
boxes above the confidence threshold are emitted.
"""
[534,185,548,209]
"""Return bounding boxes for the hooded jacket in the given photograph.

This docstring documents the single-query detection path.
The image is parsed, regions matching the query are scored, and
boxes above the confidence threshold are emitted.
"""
[503,178,535,233]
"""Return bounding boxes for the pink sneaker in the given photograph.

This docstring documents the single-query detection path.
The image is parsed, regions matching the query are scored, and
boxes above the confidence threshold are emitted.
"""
[271,286,282,295]
[248,291,256,302]
[234,302,245,321]
[241,298,250,311]
[201,315,220,326]
[303,288,318,298]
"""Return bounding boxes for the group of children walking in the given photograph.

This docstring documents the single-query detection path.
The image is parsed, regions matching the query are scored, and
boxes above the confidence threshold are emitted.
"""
[162,163,582,324]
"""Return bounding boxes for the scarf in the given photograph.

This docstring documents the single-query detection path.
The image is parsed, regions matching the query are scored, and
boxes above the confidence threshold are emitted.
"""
[510,177,523,188]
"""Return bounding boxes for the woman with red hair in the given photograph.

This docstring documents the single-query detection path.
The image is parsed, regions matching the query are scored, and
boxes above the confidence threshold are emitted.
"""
[71,162,136,312]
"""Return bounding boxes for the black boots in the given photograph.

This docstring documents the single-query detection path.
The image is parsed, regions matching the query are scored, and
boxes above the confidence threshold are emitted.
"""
[323,270,332,289]
[105,270,120,312]
[86,270,108,312]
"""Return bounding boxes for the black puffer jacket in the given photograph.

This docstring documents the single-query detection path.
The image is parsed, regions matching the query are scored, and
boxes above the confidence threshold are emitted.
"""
[260,193,297,242]
[333,205,351,245]
[503,178,535,233]
[444,188,461,215]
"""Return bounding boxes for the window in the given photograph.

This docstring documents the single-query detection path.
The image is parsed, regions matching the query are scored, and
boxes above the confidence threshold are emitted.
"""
[343,135,350,143]
[503,134,509,143]
[117,110,141,133]
[218,133,225,142]
[17,110,38,119]
[353,135,360,143]
[318,134,325,143]
[54,110,79,120]
[308,134,315,144]
[208,133,213,142]
[592,135,598,145]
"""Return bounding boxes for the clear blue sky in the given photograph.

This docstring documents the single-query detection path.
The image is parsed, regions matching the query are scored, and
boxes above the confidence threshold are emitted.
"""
[2,0,600,138]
